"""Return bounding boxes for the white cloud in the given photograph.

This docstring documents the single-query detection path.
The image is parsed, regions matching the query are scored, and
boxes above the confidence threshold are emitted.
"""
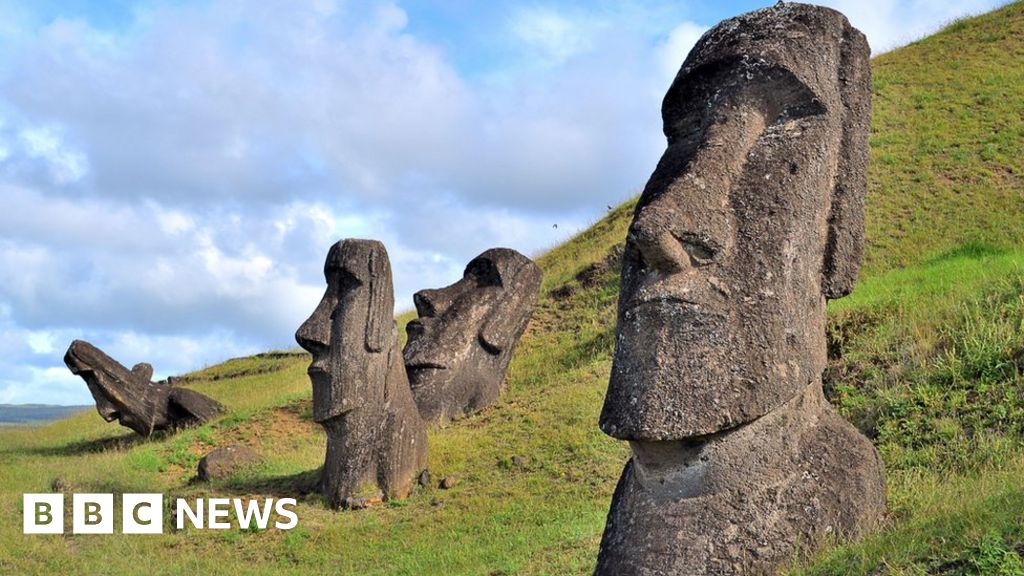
[0,185,340,349]
[0,366,86,405]
[819,0,1004,52]
[0,328,267,405]
[25,330,56,354]
[510,7,599,67]
[657,21,707,86]
[17,124,89,184]
[156,208,196,235]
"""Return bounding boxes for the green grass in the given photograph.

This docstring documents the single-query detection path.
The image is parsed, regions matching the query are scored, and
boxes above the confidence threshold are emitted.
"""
[864,1,1024,274]
[831,255,1024,473]
[3,2,1024,574]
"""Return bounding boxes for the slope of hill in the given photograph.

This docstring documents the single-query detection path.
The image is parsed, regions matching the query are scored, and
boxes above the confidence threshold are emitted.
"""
[2,3,1024,574]
[864,0,1024,275]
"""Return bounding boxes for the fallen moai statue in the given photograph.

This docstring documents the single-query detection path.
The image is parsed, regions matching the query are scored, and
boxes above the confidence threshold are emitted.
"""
[64,339,225,436]
[595,3,885,574]
[295,239,427,508]
[404,248,541,425]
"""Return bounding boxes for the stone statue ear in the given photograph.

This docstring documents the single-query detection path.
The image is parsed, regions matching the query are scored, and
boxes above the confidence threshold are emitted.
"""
[822,22,870,300]
[480,303,514,354]
[477,255,524,350]
[364,245,393,353]
[479,259,541,354]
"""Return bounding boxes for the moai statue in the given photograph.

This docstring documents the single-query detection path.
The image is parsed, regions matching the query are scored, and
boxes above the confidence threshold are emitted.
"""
[403,248,542,425]
[595,4,885,574]
[64,340,225,436]
[296,239,427,508]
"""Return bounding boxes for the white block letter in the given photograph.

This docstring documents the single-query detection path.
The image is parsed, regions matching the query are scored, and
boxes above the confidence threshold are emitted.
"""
[23,494,63,534]
[176,498,203,530]
[208,498,231,529]
[275,498,298,530]
[233,498,273,530]
[123,494,163,534]
[73,494,113,534]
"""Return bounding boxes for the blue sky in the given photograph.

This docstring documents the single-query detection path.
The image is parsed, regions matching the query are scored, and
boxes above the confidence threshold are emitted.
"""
[0,0,1007,405]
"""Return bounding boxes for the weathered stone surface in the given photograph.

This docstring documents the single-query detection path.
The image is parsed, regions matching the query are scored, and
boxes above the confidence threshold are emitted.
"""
[64,340,225,436]
[197,445,261,481]
[295,239,427,508]
[131,363,154,382]
[601,2,872,440]
[404,248,542,425]
[595,4,884,574]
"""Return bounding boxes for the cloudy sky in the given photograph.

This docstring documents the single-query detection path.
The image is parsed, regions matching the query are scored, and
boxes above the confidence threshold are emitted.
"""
[0,0,1006,405]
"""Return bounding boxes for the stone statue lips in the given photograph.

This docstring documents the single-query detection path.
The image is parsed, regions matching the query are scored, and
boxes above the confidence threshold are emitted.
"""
[615,276,730,361]
[619,268,727,322]
[64,339,105,375]
[304,334,369,420]
[305,363,333,388]
[622,293,707,318]
[615,290,729,360]
[403,290,498,373]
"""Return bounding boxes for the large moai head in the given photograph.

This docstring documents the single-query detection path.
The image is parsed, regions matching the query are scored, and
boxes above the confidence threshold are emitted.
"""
[296,239,395,423]
[65,340,168,434]
[404,248,542,424]
[600,2,870,441]
[64,339,225,436]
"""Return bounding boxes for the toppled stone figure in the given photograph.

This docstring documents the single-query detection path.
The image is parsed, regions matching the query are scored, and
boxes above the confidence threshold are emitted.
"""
[595,4,885,574]
[403,248,542,425]
[295,239,427,508]
[64,340,225,436]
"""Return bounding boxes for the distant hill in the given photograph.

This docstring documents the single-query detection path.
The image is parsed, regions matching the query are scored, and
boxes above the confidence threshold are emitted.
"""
[0,404,91,425]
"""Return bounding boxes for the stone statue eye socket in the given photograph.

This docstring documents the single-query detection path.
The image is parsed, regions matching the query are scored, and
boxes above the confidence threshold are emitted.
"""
[466,259,502,287]
[328,268,362,290]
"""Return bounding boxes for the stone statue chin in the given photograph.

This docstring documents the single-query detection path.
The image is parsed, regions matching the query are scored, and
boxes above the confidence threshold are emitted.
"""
[595,4,885,574]
[403,248,541,425]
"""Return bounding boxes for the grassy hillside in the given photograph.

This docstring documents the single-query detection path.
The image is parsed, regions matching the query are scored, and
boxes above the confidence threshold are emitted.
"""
[2,3,1024,575]
[794,246,1024,575]
[864,0,1024,274]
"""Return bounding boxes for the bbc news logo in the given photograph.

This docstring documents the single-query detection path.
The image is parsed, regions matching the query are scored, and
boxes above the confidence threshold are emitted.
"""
[23,493,298,534]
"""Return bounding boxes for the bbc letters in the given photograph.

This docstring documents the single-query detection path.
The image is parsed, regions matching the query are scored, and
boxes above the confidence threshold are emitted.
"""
[24,493,298,534]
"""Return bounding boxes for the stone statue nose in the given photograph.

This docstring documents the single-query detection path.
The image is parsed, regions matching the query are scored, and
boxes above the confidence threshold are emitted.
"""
[295,322,325,355]
[628,210,694,276]
[295,301,331,354]
[413,288,452,318]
